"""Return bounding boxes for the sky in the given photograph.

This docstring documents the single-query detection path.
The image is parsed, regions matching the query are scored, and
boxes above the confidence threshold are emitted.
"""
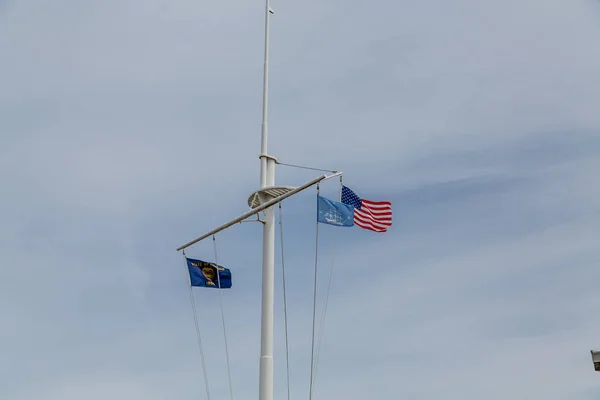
[1,0,600,399]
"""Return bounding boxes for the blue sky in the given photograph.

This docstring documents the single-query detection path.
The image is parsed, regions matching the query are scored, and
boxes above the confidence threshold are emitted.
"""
[2,0,600,399]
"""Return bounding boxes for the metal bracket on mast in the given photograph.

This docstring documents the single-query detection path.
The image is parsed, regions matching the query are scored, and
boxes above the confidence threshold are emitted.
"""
[175,171,342,252]
[248,186,295,209]
[259,154,278,163]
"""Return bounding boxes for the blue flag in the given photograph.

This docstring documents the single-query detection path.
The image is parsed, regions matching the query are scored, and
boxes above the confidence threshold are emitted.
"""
[186,257,232,289]
[317,195,355,227]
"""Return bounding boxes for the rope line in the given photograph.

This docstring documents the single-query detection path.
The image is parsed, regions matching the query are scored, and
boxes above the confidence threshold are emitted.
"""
[308,183,320,400]
[276,161,337,174]
[182,249,212,400]
[213,236,235,400]
[311,233,337,393]
[311,175,342,394]
[278,202,292,400]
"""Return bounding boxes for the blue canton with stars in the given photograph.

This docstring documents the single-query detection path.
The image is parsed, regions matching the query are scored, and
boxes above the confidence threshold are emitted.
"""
[341,186,362,209]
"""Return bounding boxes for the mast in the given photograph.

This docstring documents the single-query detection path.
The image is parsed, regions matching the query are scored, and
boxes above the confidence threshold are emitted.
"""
[258,1,275,400]
[259,0,272,189]
[176,3,343,398]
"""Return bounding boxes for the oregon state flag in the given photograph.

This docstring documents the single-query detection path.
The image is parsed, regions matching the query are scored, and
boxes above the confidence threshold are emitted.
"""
[186,257,232,289]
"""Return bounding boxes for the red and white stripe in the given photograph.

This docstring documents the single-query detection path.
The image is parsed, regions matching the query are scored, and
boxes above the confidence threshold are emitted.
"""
[354,200,392,232]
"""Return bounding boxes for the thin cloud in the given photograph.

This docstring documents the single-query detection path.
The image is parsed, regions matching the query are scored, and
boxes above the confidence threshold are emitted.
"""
[1,0,600,399]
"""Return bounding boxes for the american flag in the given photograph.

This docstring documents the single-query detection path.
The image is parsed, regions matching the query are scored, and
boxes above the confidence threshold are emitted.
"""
[341,185,392,232]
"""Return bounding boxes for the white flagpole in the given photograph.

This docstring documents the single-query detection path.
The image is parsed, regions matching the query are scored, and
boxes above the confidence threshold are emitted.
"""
[175,4,344,399]
[258,0,275,400]
[259,0,272,189]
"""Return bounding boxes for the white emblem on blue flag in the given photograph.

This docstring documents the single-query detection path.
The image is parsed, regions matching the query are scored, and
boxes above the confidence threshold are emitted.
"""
[317,196,354,227]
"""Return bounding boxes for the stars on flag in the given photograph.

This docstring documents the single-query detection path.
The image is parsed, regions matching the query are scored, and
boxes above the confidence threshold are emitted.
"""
[341,185,392,232]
